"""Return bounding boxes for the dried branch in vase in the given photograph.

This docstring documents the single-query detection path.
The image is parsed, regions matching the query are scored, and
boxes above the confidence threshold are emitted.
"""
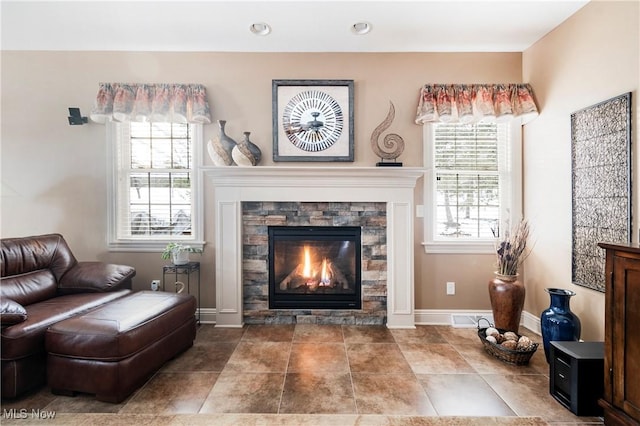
[493,219,530,276]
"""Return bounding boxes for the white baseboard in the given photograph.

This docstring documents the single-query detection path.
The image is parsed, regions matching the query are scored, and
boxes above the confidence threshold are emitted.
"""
[415,309,542,335]
[521,310,541,335]
[414,309,494,327]
[413,309,452,325]
[197,308,542,335]
[197,308,217,324]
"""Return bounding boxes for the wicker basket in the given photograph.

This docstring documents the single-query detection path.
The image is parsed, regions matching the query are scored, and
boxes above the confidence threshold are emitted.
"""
[477,319,538,365]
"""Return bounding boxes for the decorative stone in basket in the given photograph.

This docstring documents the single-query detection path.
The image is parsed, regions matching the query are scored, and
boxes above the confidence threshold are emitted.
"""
[477,319,538,365]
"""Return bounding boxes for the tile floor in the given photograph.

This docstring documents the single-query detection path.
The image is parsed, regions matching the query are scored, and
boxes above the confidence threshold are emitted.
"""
[1,324,605,425]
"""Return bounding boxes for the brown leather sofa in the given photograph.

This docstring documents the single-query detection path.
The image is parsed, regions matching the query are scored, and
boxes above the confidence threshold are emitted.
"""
[1,234,136,399]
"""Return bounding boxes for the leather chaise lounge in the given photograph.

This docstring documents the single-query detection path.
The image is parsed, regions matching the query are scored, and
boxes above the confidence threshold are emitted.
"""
[1,233,197,403]
[0,233,136,399]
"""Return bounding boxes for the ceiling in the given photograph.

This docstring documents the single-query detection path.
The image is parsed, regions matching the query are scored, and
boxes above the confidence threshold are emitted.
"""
[1,0,590,53]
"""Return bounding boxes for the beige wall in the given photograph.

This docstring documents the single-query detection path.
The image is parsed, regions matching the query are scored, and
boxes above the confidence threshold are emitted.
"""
[522,0,639,340]
[1,51,521,311]
[3,1,637,325]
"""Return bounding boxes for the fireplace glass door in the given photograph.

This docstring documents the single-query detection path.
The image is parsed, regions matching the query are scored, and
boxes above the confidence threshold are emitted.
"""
[268,226,361,309]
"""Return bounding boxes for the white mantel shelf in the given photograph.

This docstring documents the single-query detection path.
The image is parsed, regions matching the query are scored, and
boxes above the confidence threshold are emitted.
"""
[204,166,423,329]
[203,166,424,188]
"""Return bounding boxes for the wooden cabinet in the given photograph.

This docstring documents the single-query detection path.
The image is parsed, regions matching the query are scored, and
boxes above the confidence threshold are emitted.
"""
[598,243,640,426]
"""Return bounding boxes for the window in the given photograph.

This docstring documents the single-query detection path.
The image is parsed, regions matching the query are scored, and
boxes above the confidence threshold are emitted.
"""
[422,122,521,254]
[107,121,204,251]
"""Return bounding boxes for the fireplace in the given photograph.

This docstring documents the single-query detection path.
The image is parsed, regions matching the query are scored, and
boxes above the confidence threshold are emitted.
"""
[268,226,362,310]
[205,167,421,328]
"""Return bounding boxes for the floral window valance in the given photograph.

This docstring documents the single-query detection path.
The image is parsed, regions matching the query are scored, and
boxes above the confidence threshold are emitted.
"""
[415,83,539,125]
[90,83,211,124]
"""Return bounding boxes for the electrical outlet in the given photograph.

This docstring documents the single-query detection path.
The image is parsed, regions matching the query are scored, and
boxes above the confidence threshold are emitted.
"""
[151,280,161,291]
[446,281,455,295]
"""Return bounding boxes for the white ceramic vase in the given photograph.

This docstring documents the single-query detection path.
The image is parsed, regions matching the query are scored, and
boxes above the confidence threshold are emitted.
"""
[172,250,190,265]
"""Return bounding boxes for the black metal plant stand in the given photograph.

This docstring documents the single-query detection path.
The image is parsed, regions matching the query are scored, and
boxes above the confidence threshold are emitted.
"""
[162,261,201,324]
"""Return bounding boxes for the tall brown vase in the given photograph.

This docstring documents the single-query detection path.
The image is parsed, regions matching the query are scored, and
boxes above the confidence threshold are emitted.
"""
[488,273,525,333]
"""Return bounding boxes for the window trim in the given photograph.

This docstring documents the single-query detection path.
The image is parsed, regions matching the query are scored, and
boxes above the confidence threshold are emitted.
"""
[106,122,205,252]
[421,122,522,254]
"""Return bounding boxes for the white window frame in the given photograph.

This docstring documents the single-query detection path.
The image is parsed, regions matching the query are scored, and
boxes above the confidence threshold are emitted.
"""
[422,122,522,254]
[106,121,205,252]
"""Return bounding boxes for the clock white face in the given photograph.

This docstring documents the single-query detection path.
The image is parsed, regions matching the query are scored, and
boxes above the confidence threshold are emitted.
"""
[282,90,344,152]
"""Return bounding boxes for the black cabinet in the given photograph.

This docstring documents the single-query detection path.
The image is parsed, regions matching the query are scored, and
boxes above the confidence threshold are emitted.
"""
[550,341,604,416]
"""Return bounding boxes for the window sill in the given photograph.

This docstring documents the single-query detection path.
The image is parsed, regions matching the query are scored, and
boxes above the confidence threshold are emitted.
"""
[108,240,206,253]
[422,241,494,255]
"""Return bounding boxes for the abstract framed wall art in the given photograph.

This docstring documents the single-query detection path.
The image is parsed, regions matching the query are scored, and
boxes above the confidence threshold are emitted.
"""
[272,79,354,162]
[571,92,632,292]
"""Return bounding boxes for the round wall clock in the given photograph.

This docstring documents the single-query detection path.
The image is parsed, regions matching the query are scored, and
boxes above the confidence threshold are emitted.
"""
[281,89,344,152]
[272,80,354,162]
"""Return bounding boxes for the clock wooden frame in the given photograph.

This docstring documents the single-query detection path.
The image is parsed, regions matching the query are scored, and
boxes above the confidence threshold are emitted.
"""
[272,79,354,162]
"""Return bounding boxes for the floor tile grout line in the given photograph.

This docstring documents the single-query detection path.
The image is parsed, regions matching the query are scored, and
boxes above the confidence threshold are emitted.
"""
[444,328,528,418]
[448,333,483,376]
[117,360,166,414]
[275,337,293,415]
[196,324,245,415]
[342,324,361,415]
[444,327,554,420]
[392,325,445,416]
[394,326,554,419]
[477,372,526,418]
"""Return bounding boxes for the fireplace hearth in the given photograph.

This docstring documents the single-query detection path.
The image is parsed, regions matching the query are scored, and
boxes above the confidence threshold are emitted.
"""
[269,226,362,310]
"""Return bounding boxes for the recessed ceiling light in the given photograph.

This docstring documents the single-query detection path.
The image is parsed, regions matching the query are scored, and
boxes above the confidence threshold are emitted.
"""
[250,22,271,36]
[351,22,372,35]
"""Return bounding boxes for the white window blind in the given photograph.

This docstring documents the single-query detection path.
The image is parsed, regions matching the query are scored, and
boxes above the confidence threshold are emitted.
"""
[434,123,503,239]
[108,122,204,250]
[423,122,521,253]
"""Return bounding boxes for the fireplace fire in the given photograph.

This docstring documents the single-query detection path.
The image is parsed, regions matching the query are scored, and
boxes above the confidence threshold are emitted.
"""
[278,245,349,290]
[268,226,362,309]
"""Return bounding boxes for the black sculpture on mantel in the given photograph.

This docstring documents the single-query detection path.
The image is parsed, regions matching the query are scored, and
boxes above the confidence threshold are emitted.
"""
[370,101,405,167]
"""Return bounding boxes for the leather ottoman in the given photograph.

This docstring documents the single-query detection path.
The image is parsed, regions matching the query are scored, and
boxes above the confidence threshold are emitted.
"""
[45,291,196,403]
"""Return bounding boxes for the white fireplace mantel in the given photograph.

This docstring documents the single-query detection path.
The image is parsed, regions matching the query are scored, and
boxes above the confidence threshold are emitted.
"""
[204,166,423,329]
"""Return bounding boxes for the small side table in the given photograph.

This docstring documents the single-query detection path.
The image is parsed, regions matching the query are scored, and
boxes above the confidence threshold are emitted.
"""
[550,341,604,416]
[163,261,200,324]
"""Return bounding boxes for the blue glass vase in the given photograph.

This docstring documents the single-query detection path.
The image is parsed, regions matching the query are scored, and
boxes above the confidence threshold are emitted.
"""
[540,288,581,363]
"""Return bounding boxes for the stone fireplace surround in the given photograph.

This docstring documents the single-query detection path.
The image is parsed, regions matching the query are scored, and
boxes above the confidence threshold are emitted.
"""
[243,201,385,325]
[205,167,422,329]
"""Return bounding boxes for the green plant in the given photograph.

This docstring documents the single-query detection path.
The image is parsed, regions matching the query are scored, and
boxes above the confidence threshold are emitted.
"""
[493,219,530,276]
[161,242,203,260]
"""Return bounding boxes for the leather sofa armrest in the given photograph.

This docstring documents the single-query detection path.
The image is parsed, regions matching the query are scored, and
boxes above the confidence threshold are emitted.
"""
[1,298,28,326]
[58,262,136,294]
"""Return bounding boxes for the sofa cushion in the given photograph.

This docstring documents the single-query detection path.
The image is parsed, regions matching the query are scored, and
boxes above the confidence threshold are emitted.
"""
[58,262,136,294]
[1,234,77,281]
[1,234,78,306]
[1,298,27,326]
[1,289,131,360]
[1,270,58,307]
